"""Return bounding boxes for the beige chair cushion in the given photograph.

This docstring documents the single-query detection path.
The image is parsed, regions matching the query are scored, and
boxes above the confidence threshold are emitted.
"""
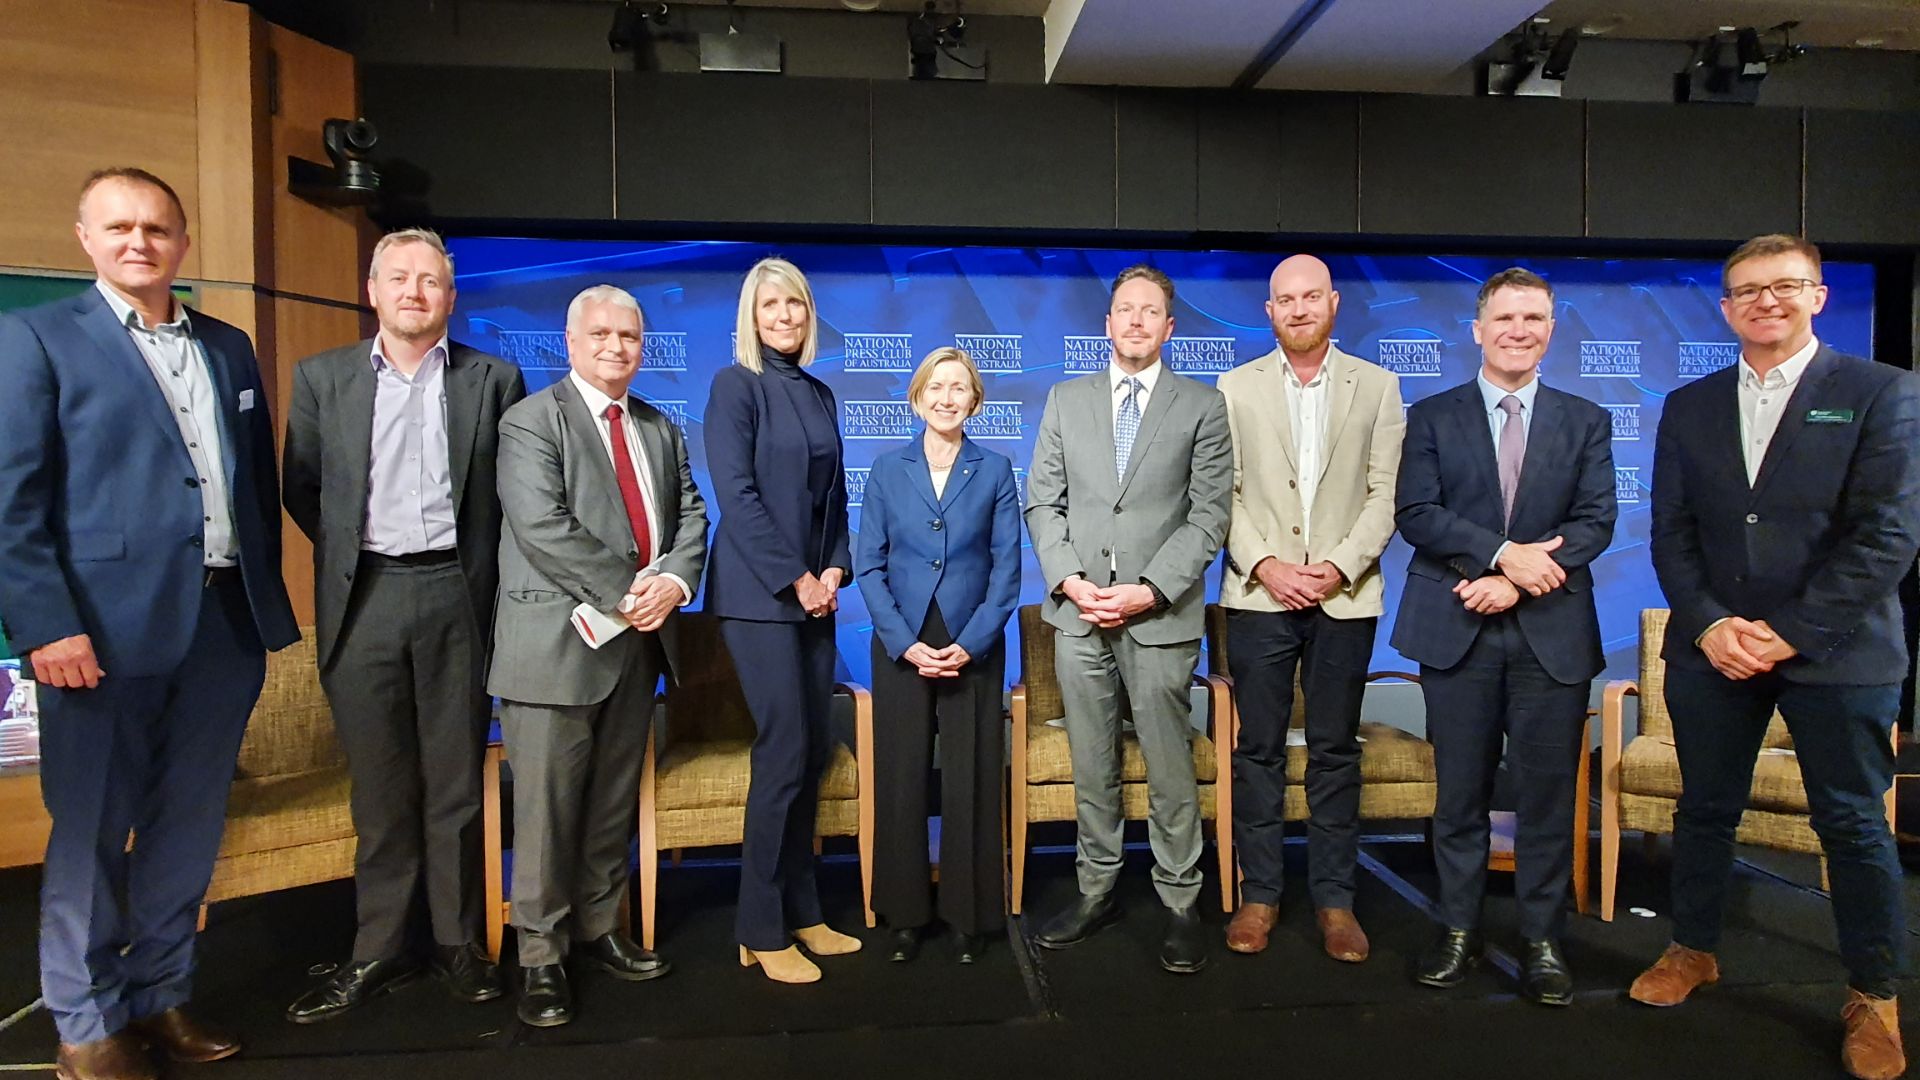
[1619,734,1809,814]
[1635,609,1792,750]
[654,739,860,811]
[217,767,355,858]
[235,631,343,779]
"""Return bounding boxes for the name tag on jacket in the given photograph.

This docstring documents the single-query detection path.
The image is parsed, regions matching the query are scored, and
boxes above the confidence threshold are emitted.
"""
[1805,408,1853,424]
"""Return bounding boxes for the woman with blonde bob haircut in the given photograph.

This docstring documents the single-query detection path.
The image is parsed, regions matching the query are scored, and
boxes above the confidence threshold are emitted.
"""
[855,347,1021,963]
[704,257,858,984]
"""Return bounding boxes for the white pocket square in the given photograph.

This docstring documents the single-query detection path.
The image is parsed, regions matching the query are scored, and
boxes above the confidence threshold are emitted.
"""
[238,389,256,412]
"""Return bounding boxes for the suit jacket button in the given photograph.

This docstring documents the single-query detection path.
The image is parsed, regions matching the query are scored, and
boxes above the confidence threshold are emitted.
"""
[1289,480,1296,489]
[344,571,353,581]
[185,477,199,488]
[189,536,202,548]
[1101,547,1111,557]
[1745,513,1759,524]
[1113,503,1123,513]
[1292,526,1301,536]
[931,519,943,531]
[930,559,942,570]
[629,549,639,560]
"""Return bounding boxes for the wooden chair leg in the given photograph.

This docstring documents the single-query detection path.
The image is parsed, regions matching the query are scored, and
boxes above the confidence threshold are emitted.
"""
[197,904,209,932]
[483,744,506,961]
[1009,689,1030,916]
[1572,713,1593,916]
[638,728,660,952]
[1820,856,1830,892]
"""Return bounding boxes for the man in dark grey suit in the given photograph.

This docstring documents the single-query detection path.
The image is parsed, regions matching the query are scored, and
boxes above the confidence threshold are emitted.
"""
[489,284,707,1028]
[283,229,525,1022]
[1024,265,1234,974]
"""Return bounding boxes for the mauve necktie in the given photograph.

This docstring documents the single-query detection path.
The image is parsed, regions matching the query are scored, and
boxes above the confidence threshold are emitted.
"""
[1497,394,1525,527]
[604,402,653,568]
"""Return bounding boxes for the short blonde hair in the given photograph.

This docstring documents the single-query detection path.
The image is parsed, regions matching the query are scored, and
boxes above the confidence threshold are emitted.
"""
[734,257,818,373]
[907,347,984,420]
[370,227,455,282]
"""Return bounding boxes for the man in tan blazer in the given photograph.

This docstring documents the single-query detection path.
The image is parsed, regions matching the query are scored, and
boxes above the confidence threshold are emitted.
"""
[1215,254,1404,961]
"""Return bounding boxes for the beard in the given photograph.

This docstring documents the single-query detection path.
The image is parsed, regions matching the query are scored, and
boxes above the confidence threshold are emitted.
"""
[1277,320,1331,355]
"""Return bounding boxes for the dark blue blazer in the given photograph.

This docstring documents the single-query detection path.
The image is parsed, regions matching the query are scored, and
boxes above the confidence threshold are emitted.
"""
[855,435,1022,662]
[1652,345,1920,685]
[0,287,298,675]
[703,362,853,622]
[1391,380,1616,684]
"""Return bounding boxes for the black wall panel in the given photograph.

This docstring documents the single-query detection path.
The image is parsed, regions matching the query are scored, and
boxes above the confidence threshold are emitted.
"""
[1587,103,1799,242]
[363,65,613,221]
[1358,95,1583,238]
[869,83,1115,230]
[1806,109,1920,247]
[1194,93,1285,234]
[1116,90,1197,233]
[1273,93,1359,235]
[615,74,871,225]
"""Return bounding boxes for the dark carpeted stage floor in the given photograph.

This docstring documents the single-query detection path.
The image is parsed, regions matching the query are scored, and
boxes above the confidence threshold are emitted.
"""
[2,826,1917,1079]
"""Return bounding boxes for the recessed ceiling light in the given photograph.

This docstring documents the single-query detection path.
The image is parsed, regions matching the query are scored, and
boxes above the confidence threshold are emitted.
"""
[1580,14,1627,36]
[841,0,884,10]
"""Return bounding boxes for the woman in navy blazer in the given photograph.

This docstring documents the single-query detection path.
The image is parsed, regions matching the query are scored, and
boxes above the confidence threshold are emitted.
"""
[705,258,860,985]
[855,347,1021,963]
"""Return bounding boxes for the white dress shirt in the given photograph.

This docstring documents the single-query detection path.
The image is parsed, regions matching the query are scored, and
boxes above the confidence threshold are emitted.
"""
[97,281,236,567]
[1737,335,1819,486]
[1476,370,1541,570]
[1283,358,1331,548]
[567,372,691,607]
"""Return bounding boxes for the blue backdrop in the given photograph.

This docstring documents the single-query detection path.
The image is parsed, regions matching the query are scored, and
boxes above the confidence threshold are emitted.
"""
[446,238,1876,687]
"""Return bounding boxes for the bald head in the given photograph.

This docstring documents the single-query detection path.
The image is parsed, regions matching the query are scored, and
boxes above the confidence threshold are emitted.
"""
[1266,254,1339,360]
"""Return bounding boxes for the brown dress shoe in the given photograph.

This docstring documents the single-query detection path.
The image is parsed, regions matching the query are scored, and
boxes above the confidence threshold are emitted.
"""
[1316,908,1370,963]
[1628,942,1720,1007]
[126,1007,240,1064]
[1225,902,1278,954]
[1842,991,1906,1080]
[55,1031,156,1080]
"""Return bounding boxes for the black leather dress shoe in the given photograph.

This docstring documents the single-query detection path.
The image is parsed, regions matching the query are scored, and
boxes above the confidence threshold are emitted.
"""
[286,958,423,1024]
[582,932,671,982]
[1160,905,1209,974]
[433,943,504,1003]
[1412,928,1481,989]
[516,964,572,1027]
[1033,893,1121,950]
[886,928,921,963]
[1519,939,1574,1006]
[954,933,988,965]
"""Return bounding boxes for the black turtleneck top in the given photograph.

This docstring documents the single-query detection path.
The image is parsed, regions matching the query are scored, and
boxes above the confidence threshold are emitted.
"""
[761,345,840,565]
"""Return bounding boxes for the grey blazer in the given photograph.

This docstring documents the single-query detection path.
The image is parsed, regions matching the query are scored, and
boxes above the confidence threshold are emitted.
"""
[283,340,527,671]
[1023,366,1234,645]
[486,377,709,706]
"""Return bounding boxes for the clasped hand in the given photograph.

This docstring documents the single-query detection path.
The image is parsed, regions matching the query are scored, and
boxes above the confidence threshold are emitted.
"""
[1496,535,1567,597]
[903,641,972,678]
[1700,616,1796,680]
[1453,574,1519,614]
[1062,577,1155,628]
[1254,558,1341,610]
[623,574,683,632]
[794,568,843,618]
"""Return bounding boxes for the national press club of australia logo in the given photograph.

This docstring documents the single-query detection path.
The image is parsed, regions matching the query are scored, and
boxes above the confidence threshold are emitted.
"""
[842,333,916,372]
[1601,402,1641,441]
[1615,466,1643,505]
[1063,336,1110,374]
[842,401,919,440]
[643,399,691,432]
[640,332,689,372]
[1580,339,1642,379]
[954,334,1023,374]
[962,402,1024,440]
[1375,331,1443,377]
[844,467,870,508]
[1167,337,1237,375]
[1678,341,1741,380]
[494,330,569,370]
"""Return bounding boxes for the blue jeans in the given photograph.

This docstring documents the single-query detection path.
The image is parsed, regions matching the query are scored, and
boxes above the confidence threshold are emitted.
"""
[1665,666,1904,995]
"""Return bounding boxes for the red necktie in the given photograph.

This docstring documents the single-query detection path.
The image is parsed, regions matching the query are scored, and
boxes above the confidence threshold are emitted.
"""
[603,403,652,569]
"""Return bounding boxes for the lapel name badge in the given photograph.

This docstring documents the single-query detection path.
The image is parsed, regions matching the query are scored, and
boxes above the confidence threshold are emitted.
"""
[1805,408,1854,424]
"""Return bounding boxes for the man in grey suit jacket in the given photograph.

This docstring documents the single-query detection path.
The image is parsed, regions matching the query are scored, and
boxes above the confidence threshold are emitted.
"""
[1025,265,1234,974]
[489,285,707,1028]
[284,229,525,1023]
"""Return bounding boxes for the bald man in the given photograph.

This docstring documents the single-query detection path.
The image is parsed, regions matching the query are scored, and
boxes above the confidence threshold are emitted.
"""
[1215,255,1404,961]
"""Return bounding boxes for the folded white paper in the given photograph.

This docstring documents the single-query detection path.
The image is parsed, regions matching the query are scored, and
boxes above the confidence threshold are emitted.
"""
[570,602,630,649]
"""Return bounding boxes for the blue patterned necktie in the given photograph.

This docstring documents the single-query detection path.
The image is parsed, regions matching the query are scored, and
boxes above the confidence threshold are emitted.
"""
[1114,376,1142,481]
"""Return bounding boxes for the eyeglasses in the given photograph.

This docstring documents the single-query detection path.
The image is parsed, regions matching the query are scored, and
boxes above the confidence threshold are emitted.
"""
[1724,278,1820,304]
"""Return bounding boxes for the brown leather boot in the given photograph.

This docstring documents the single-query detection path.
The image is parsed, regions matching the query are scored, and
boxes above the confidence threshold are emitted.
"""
[55,1031,156,1080]
[1316,908,1370,963]
[127,1007,240,1063]
[1841,990,1906,1080]
[1628,942,1720,1006]
[1225,902,1278,954]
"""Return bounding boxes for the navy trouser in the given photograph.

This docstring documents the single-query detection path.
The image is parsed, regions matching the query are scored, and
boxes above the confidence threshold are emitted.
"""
[37,575,265,1043]
[1665,666,1905,995]
[722,616,839,952]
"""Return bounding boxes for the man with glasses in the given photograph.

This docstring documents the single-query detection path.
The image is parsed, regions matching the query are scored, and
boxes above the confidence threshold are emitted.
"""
[1630,234,1920,1080]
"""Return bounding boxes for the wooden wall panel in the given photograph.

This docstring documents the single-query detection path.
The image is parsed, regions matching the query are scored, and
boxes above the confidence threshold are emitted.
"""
[273,298,365,624]
[195,0,272,290]
[0,0,200,275]
[269,23,367,306]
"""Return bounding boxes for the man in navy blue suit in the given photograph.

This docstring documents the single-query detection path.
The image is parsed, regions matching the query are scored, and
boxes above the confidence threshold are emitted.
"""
[1628,235,1920,1080]
[0,169,298,1080]
[1392,267,1615,1006]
